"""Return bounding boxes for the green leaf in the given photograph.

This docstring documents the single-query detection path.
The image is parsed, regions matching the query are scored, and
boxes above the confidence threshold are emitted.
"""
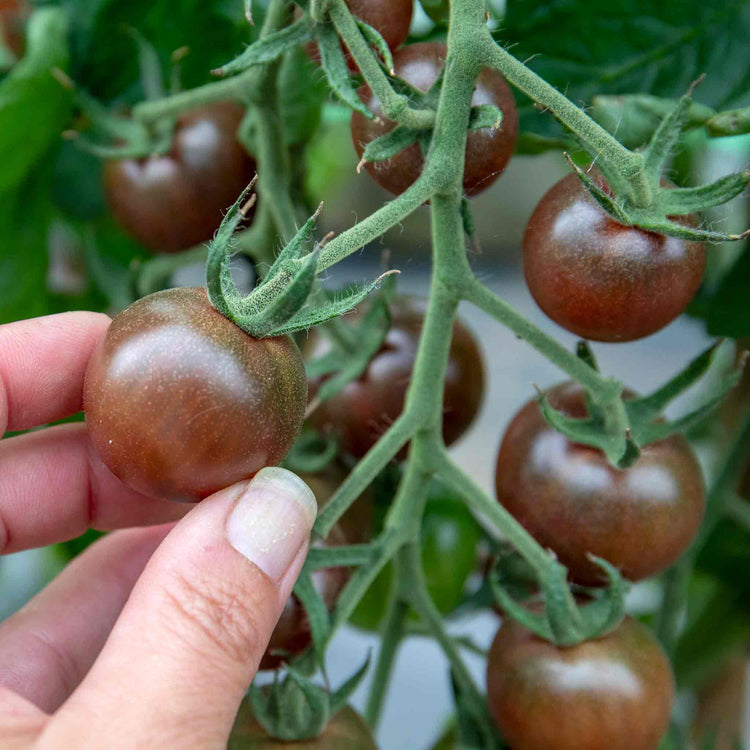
[704,242,750,338]
[0,7,72,194]
[278,46,327,146]
[68,0,250,100]
[293,567,331,667]
[316,20,371,117]
[626,341,726,423]
[353,17,393,71]
[361,125,420,163]
[213,17,312,77]
[499,0,750,139]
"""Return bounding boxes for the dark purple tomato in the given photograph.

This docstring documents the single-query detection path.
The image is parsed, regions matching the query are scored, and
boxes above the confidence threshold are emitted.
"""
[83,287,306,503]
[259,463,373,670]
[309,299,484,459]
[350,42,518,197]
[523,171,706,342]
[306,0,413,72]
[229,702,377,749]
[495,382,705,585]
[486,616,674,750]
[104,103,256,253]
[0,0,28,58]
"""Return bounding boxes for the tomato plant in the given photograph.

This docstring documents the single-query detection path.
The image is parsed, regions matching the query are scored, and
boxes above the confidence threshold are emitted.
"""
[104,103,256,253]
[2,0,748,745]
[486,616,675,750]
[495,382,705,585]
[83,287,307,502]
[523,172,707,342]
[309,299,484,459]
[350,42,518,197]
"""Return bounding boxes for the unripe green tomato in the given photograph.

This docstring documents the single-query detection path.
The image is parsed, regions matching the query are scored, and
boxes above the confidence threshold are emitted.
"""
[350,483,483,631]
[420,0,450,25]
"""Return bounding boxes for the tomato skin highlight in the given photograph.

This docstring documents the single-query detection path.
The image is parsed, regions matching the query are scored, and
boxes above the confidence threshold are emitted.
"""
[350,42,518,197]
[486,616,675,750]
[310,299,484,460]
[495,382,705,585]
[104,103,256,254]
[523,172,706,342]
[229,703,377,749]
[84,287,307,503]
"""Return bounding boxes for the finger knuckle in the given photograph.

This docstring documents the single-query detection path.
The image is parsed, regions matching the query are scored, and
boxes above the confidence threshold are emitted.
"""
[162,569,267,666]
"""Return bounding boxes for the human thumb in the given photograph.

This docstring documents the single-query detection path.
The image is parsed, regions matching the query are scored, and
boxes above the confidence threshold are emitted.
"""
[38,467,317,749]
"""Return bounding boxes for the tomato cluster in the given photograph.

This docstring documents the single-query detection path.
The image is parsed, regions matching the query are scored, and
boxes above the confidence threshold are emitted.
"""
[105,103,256,254]
[309,298,484,459]
[351,42,518,197]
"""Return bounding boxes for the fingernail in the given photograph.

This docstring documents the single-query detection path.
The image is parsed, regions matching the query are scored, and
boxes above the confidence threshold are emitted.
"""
[226,467,317,582]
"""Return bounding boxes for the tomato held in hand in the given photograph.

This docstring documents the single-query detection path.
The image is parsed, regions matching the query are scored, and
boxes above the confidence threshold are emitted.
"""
[259,463,373,670]
[104,103,256,253]
[523,172,706,342]
[310,299,484,459]
[486,616,674,750]
[495,382,705,585]
[351,42,518,197]
[84,287,306,503]
[230,703,377,749]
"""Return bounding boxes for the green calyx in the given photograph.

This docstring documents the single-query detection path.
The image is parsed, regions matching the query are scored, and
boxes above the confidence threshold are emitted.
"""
[539,340,745,468]
[247,658,369,741]
[571,82,750,243]
[489,556,627,648]
[205,186,399,339]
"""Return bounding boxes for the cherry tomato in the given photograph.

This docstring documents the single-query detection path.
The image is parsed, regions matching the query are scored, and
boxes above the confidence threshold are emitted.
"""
[84,287,306,503]
[310,298,484,459]
[486,616,674,750]
[350,480,483,631]
[230,703,377,749]
[306,0,413,72]
[350,42,518,197]
[523,171,706,342]
[259,463,374,670]
[0,0,28,58]
[104,103,256,253]
[495,382,705,585]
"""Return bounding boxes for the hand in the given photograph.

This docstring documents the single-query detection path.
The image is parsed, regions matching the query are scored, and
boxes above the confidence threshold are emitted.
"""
[0,312,317,748]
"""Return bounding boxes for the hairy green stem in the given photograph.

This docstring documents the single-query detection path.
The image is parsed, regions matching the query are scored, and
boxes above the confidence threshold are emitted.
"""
[364,597,408,728]
[328,0,435,129]
[480,34,652,207]
[315,175,433,272]
[655,561,690,655]
[464,279,623,405]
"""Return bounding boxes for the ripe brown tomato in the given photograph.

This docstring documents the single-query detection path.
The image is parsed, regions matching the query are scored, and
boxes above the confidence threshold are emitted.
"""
[350,42,518,197]
[104,103,256,253]
[84,287,306,503]
[305,0,413,72]
[0,0,28,58]
[259,463,373,670]
[495,382,705,585]
[309,299,485,459]
[486,616,674,750]
[523,171,706,342]
[229,703,377,749]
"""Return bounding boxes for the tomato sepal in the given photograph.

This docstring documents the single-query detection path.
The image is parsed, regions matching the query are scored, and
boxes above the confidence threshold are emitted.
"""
[212,17,313,78]
[247,658,370,741]
[468,103,504,131]
[316,19,372,118]
[353,16,394,73]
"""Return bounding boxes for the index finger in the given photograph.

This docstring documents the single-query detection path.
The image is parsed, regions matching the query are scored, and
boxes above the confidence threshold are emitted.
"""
[0,312,111,435]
